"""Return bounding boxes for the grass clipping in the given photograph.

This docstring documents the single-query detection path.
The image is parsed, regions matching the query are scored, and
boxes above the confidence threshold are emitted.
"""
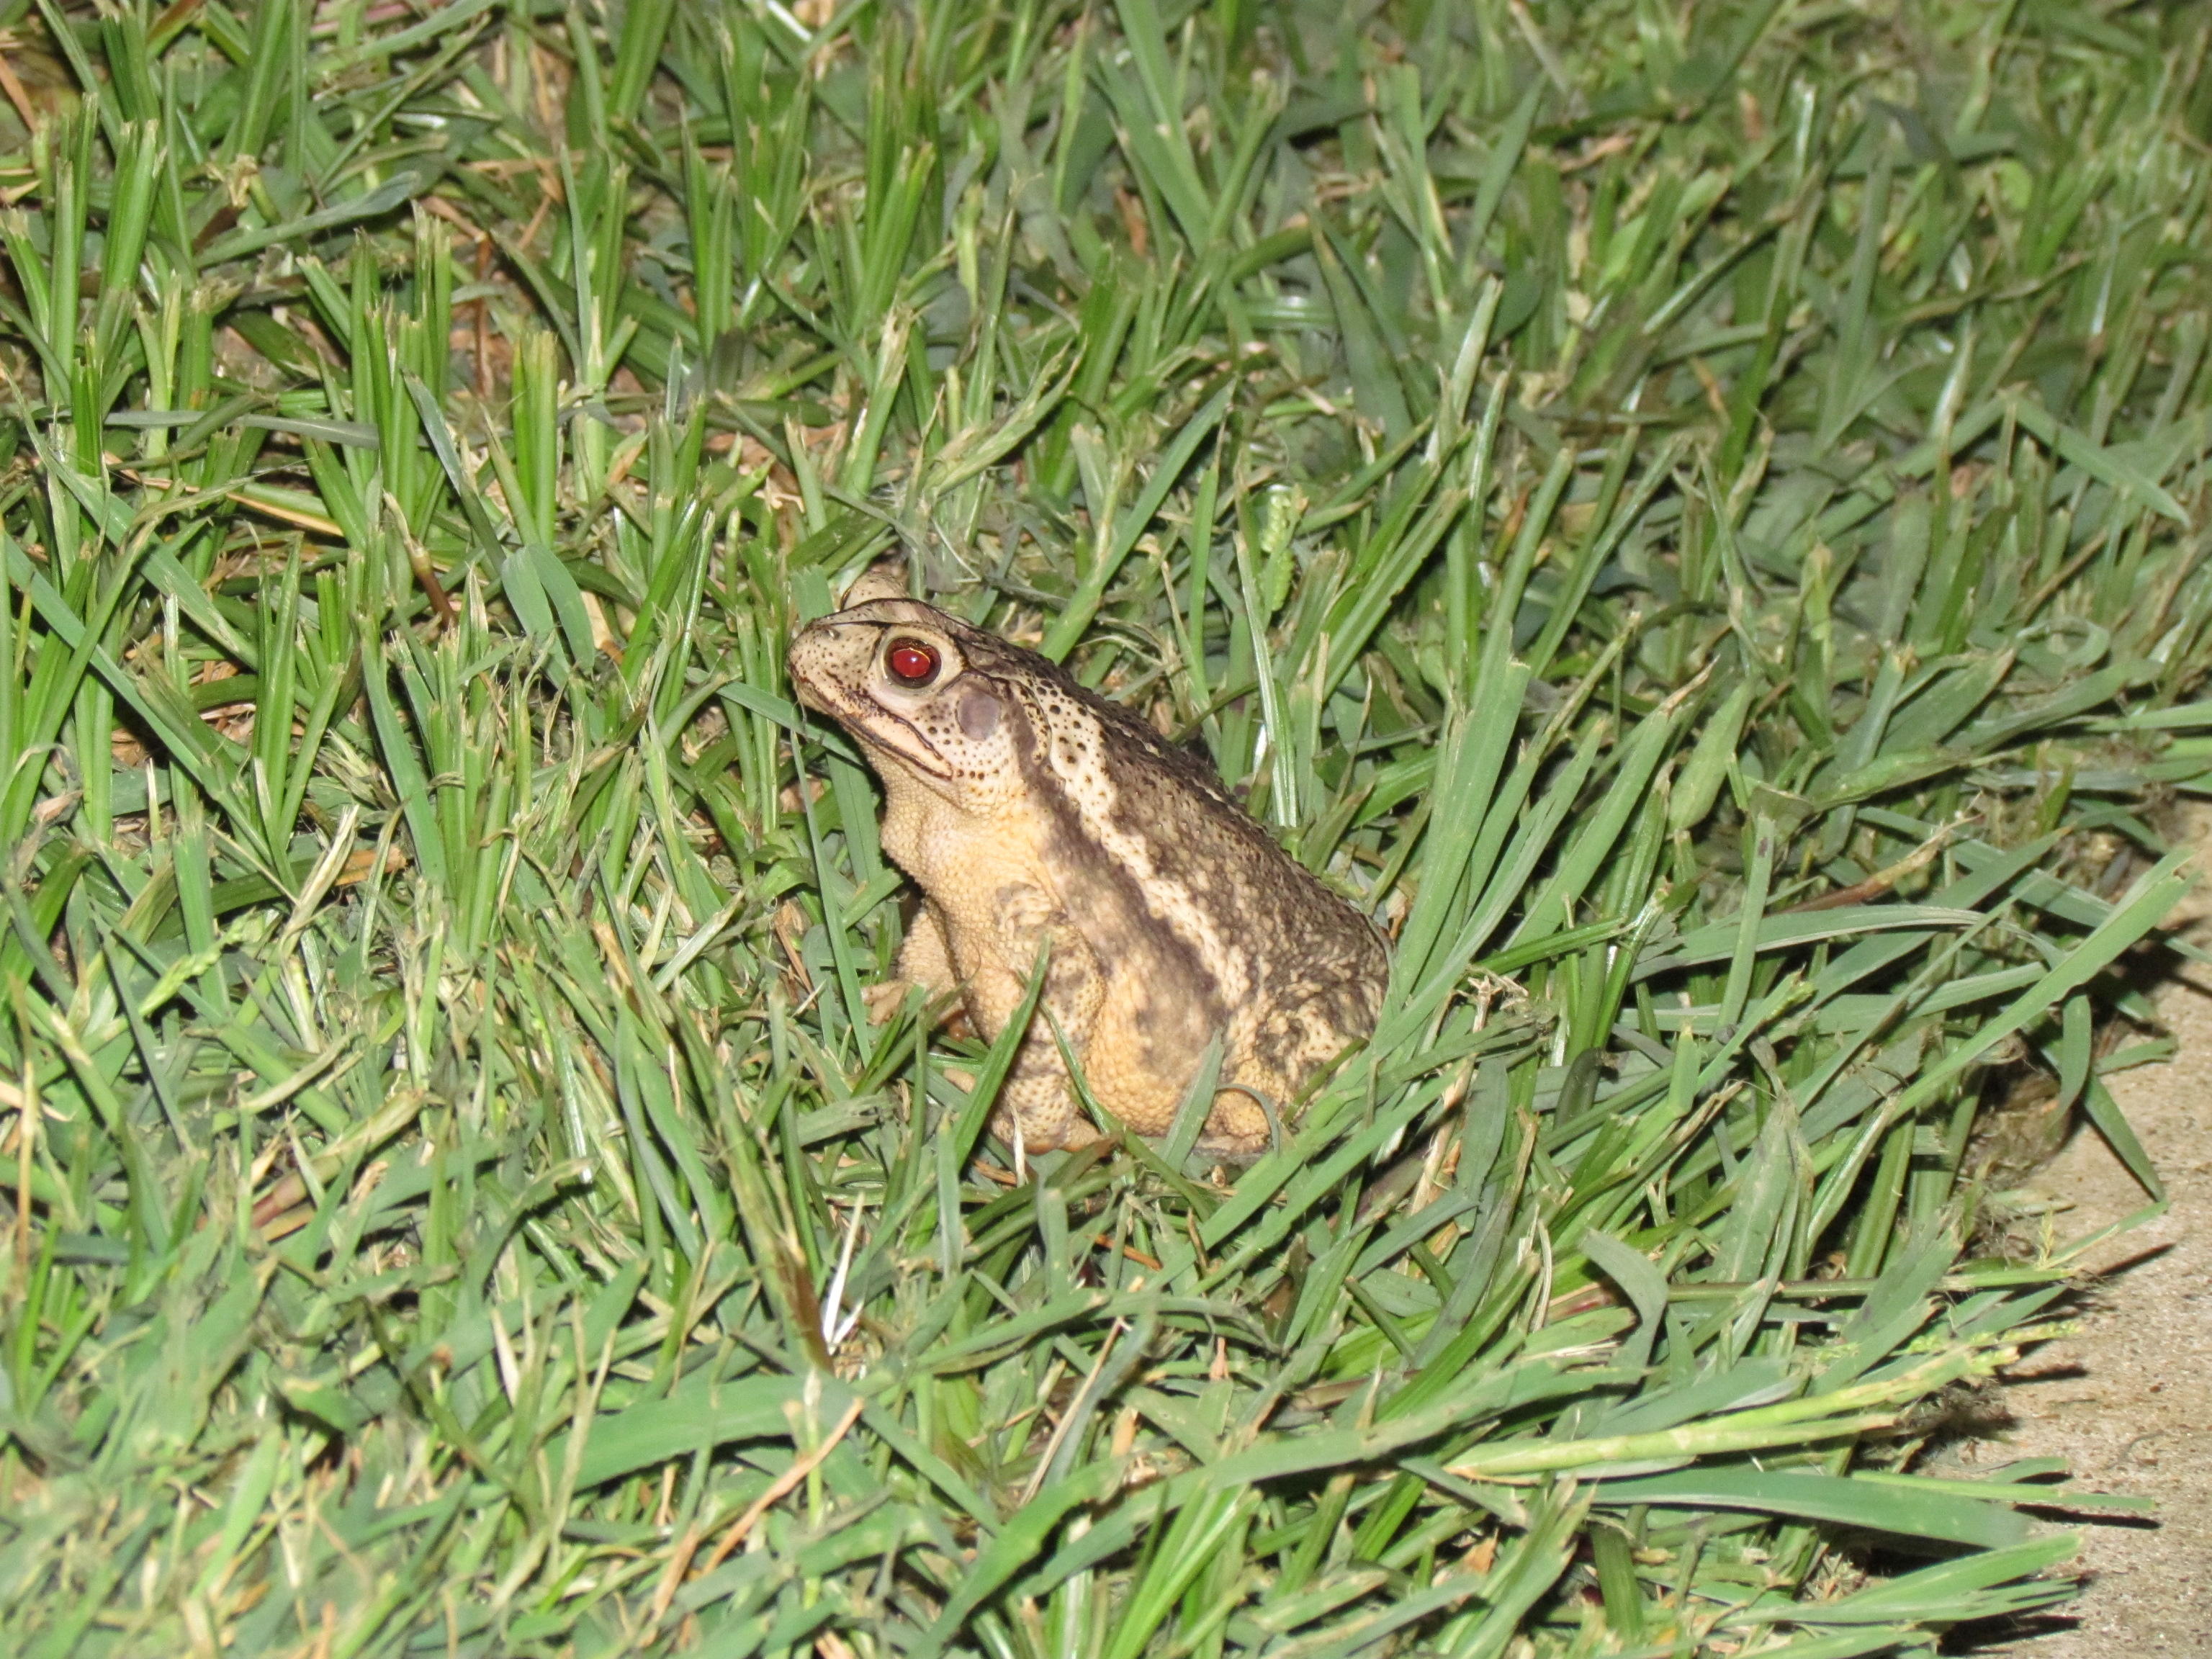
[1,1,2211,1655]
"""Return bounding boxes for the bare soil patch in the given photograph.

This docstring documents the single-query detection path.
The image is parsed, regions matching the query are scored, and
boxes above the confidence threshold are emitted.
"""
[1967,881,2212,1653]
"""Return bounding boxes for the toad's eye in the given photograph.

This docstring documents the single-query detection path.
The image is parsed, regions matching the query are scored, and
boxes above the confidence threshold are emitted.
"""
[885,639,941,688]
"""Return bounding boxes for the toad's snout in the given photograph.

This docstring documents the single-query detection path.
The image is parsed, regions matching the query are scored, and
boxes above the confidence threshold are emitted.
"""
[786,620,868,710]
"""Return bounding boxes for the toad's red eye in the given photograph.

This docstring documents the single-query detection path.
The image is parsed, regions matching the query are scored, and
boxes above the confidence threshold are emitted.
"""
[886,639,940,687]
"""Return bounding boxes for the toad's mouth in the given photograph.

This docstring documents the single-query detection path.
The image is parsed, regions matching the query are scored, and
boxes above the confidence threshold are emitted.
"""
[797,675,958,781]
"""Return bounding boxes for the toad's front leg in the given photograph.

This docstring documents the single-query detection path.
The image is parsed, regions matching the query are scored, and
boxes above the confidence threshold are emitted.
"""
[978,885,1106,1154]
[866,900,968,1030]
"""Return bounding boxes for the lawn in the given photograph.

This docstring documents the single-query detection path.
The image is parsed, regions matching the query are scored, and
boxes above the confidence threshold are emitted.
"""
[3,0,2211,1653]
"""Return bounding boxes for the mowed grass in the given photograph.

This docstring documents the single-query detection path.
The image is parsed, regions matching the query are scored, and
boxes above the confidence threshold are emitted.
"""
[1,0,2211,1652]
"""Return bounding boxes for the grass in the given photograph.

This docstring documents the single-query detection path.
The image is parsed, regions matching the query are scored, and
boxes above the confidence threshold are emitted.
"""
[1,0,2211,1651]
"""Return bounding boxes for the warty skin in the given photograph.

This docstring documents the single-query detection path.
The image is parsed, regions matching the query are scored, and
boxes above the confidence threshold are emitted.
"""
[788,593,1386,1158]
